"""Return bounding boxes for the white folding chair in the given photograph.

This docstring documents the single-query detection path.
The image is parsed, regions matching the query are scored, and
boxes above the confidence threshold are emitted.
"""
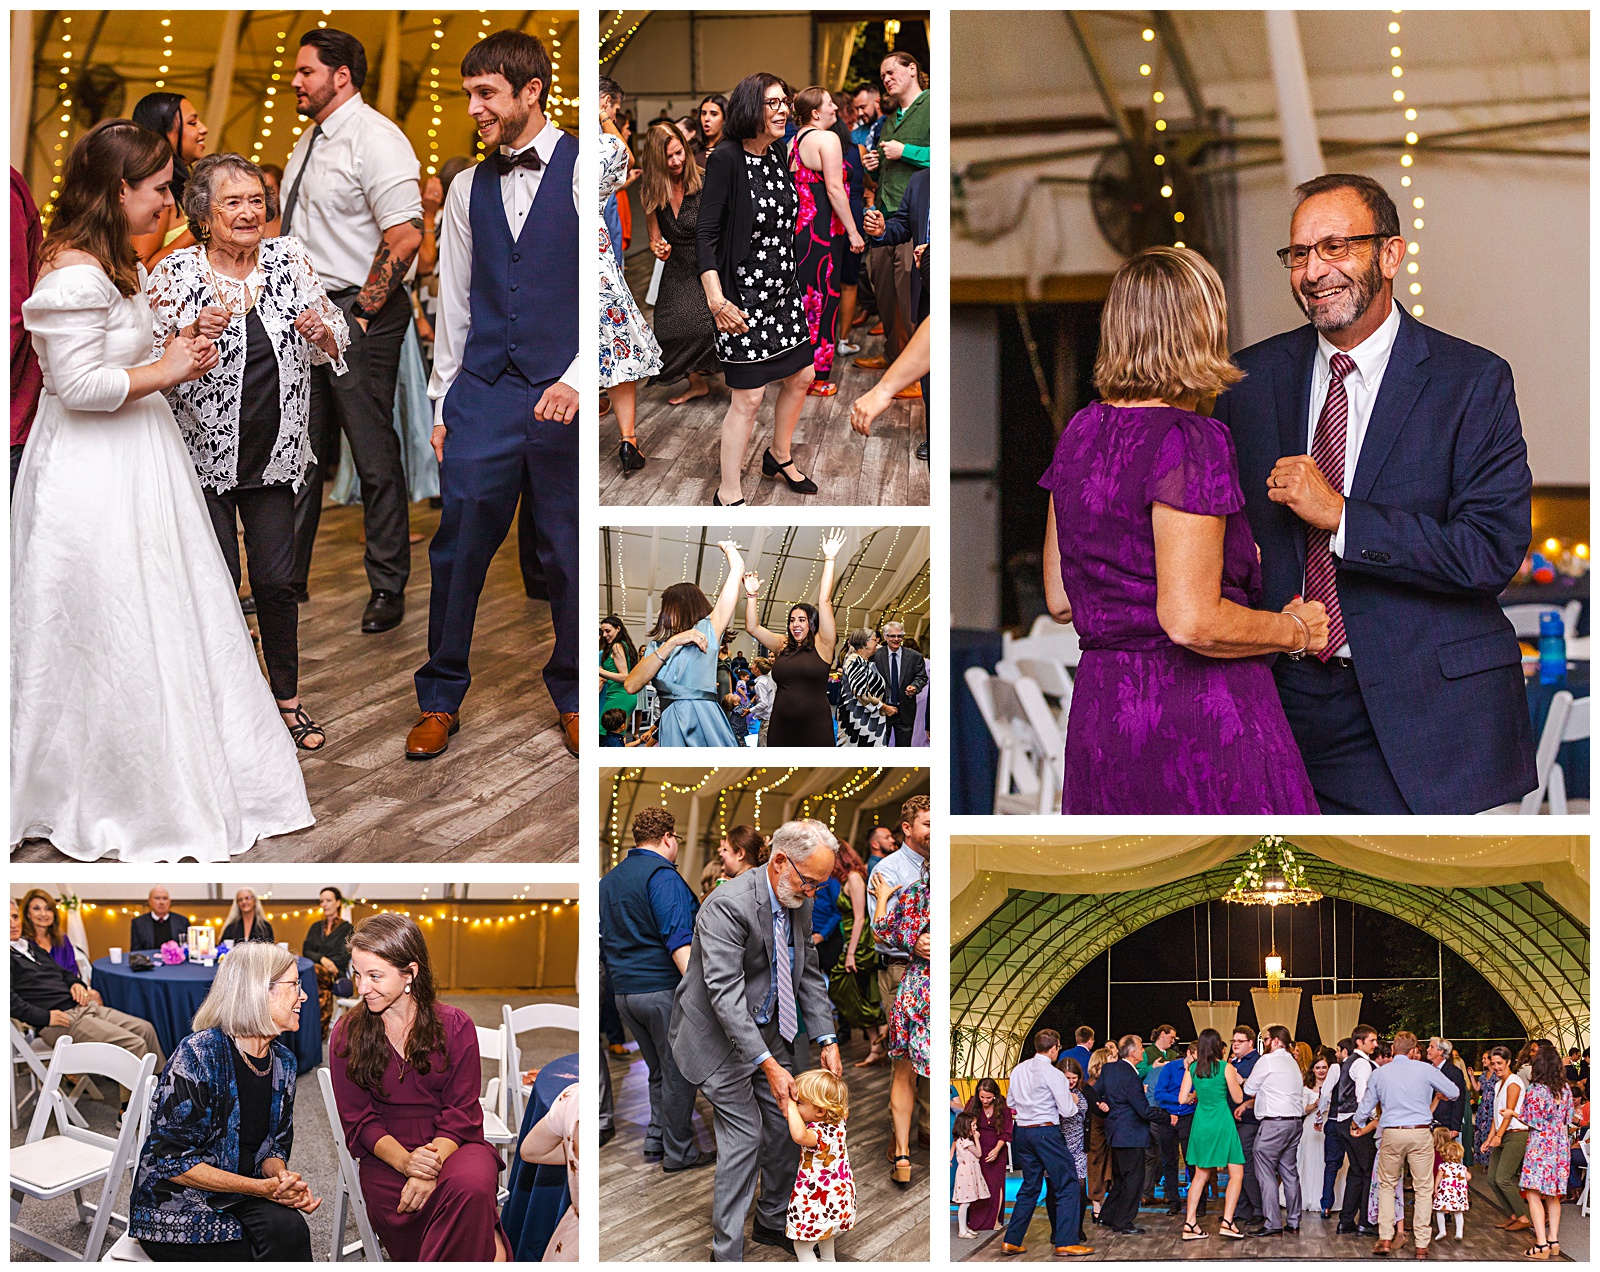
[1576,1126,1590,1217]
[330,995,361,1029]
[476,1024,517,1145]
[1005,624,1083,671]
[502,1003,580,1131]
[967,667,1047,815]
[12,1020,94,1130]
[1016,656,1073,729]
[1516,691,1588,814]
[10,1038,157,1261]
[1503,600,1583,641]
[318,1066,383,1262]
[1014,676,1066,814]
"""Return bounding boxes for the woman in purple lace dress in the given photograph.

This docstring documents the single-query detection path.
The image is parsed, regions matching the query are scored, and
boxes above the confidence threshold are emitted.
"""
[1039,246,1326,814]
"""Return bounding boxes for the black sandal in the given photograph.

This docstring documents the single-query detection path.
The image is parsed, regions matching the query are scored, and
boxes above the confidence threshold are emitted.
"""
[279,703,326,750]
[1182,1222,1208,1241]
[1220,1219,1247,1239]
[762,447,818,494]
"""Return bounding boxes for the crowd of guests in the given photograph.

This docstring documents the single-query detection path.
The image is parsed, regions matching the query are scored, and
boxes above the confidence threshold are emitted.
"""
[598,796,931,1259]
[597,52,932,504]
[595,546,929,749]
[966,1023,1585,1260]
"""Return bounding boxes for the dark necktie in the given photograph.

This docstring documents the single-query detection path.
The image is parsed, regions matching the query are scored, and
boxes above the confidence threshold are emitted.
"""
[491,147,544,176]
[889,650,901,701]
[1305,351,1356,660]
[278,124,323,237]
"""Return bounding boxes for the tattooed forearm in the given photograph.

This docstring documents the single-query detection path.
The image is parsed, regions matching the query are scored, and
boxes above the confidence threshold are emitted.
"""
[353,218,424,319]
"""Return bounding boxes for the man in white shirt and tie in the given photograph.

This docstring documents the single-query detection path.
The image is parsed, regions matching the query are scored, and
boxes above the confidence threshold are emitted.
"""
[1243,1024,1308,1235]
[869,622,927,749]
[1002,1029,1093,1257]
[280,28,422,635]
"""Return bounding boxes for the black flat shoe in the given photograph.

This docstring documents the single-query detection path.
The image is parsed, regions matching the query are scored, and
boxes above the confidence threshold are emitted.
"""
[619,438,646,473]
[750,1220,793,1253]
[663,1150,717,1173]
[362,589,405,633]
[712,492,745,506]
[761,447,818,494]
[916,439,929,462]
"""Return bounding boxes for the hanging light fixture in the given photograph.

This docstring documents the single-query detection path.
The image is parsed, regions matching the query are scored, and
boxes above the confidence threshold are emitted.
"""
[1264,951,1284,994]
[1223,835,1322,907]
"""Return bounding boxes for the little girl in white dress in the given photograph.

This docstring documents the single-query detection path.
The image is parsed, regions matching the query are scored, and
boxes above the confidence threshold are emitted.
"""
[785,1069,856,1262]
[950,1111,991,1238]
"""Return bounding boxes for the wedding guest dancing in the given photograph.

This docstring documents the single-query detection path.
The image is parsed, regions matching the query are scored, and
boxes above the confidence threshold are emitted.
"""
[415,29,580,760]
[331,912,510,1260]
[836,629,891,747]
[667,819,842,1261]
[12,120,312,859]
[1039,246,1327,813]
[598,78,661,476]
[280,29,421,634]
[872,620,927,749]
[1001,1029,1092,1257]
[639,122,720,407]
[623,539,746,746]
[874,875,930,1187]
[1211,173,1536,813]
[694,94,727,165]
[129,942,317,1260]
[742,530,844,745]
[129,92,208,268]
[697,73,818,506]
[148,152,349,752]
[597,615,640,741]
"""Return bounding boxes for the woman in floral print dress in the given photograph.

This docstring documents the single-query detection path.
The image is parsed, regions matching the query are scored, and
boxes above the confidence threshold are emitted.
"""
[1518,1047,1574,1258]
[874,876,929,1186]
[788,86,864,395]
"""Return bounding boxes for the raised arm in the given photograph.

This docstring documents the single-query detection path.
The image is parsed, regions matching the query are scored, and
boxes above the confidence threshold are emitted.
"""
[815,531,844,662]
[742,573,785,654]
[708,539,746,636]
[785,1098,819,1147]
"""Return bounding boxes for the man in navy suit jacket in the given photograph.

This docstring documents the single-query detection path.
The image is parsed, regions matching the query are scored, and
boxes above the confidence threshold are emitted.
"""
[1092,1035,1165,1233]
[1212,173,1536,814]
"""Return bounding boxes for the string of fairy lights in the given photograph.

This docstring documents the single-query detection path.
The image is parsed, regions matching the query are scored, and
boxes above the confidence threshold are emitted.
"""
[1135,23,1187,249]
[599,10,645,66]
[1391,11,1425,319]
[68,898,575,924]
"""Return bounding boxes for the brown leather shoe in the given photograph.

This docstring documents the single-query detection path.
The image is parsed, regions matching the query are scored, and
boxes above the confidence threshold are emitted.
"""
[1414,1246,1429,1260]
[853,354,889,370]
[1000,1244,1026,1256]
[1055,1245,1094,1257]
[560,712,579,756]
[406,711,458,759]
[1372,1238,1392,1255]
[1504,1216,1533,1232]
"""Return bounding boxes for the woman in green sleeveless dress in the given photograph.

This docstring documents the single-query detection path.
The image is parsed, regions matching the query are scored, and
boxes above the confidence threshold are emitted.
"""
[825,843,885,1059]
[1180,1027,1249,1241]
[597,616,639,739]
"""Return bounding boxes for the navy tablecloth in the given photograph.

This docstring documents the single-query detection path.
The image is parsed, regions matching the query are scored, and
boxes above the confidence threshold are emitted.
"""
[1527,661,1590,800]
[92,952,322,1073]
[503,1051,578,1262]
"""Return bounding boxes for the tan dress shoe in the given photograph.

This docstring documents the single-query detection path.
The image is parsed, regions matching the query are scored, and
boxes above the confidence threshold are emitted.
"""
[406,710,458,759]
[1372,1238,1393,1255]
[1000,1243,1026,1256]
[1055,1245,1094,1257]
[560,711,580,756]
[853,354,889,370]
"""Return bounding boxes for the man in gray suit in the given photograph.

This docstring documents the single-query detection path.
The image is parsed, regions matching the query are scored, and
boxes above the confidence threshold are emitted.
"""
[669,818,843,1261]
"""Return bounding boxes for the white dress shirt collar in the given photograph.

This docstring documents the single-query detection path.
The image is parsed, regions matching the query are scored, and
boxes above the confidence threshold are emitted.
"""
[1316,297,1402,395]
[503,119,560,163]
[315,91,366,140]
[11,938,33,956]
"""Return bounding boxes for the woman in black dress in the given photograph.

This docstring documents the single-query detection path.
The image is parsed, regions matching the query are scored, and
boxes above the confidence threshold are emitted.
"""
[221,887,276,944]
[741,530,844,745]
[640,122,720,407]
[302,886,354,1032]
[696,73,818,507]
[694,94,727,166]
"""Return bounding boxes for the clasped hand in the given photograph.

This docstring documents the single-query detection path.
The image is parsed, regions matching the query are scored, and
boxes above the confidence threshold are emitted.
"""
[265,1170,321,1212]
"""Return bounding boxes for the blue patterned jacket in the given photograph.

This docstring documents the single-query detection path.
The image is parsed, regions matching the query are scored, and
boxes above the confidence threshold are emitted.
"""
[129,1026,297,1244]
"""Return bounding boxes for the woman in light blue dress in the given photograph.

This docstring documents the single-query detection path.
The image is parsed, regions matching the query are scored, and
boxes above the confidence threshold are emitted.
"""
[625,539,745,747]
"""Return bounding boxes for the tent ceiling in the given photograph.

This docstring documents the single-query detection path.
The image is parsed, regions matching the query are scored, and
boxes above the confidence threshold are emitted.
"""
[16,882,580,903]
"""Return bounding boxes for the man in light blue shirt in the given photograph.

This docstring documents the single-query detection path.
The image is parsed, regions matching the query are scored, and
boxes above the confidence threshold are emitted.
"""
[1353,1030,1460,1254]
[1002,1029,1092,1256]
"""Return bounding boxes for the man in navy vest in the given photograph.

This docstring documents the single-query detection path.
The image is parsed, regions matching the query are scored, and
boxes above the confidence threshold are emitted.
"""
[599,807,715,1173]
[412,29,580,761]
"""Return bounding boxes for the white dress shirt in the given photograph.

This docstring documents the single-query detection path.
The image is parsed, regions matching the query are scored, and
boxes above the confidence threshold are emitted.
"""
[277,93,422,292]
[427,122,583,426]
[1243,1045,1309,1118]
[1007,1053,1079,1124]
[1318,1051,1374,1123]
[1305,298,1402,656]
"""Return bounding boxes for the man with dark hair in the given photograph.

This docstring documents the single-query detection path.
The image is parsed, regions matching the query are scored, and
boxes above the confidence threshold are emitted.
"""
[1229,1024,1265,1226]
[1212,171,1536,814]
[1063,1026,1095,1075]
[599,807,715,1174]
[1243,1024,1305,1235]
[410,28,580,762]
[857,53,928,371]
[1002,1028,1093,1256]
[282,29,422,635]
[850,82,882,148]
[1331,1025,1380,1234]
[1314,1038,1356,1218]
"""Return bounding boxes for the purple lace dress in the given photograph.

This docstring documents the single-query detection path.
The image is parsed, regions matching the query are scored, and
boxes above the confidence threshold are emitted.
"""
[1039,403,1319,814]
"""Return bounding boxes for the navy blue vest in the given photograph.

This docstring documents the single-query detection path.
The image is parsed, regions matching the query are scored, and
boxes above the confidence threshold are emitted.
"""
[599,849,687,995]
[462,129,579,387]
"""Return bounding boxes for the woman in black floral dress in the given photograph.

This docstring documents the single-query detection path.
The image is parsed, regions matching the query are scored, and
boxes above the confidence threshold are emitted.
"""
[696,73,818,507]
[640,121,720,405]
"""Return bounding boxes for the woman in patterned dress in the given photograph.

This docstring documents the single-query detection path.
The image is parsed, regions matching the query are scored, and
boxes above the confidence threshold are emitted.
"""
[836,629,891,746]
[1518,1046,1574,1259]
[1474,1050,1500,1167]
[598,79,661,476]
[788,87,864,396]
[639,122,721,408]
[874,876,929,1186]
[696,73,818,506]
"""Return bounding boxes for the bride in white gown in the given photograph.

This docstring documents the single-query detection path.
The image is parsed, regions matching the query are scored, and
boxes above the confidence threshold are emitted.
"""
[11,119,313,860]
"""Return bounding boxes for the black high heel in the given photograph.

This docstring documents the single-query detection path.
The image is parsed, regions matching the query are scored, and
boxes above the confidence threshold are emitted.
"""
[619,438,646,473]
[761,447,818,494]
[712,491,746,507]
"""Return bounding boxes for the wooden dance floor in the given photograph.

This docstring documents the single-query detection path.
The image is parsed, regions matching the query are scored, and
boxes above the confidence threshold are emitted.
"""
[955,1180,1568,1261]
[13,501,578,863]
[598,247,930,508]
[601,1032,931,1260]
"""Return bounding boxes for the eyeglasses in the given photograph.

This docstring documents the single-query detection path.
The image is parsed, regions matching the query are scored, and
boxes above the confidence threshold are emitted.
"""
[271,978,305,994]
[1276,233,1389,269]
[763,96,792,112]
[781,858,825,895]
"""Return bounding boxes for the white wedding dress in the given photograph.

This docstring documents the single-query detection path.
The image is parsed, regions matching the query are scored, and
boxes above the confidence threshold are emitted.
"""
[11,263,313,860]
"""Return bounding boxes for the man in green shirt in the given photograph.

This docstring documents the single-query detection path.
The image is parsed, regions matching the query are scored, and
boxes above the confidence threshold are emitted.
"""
[859,51,929,367]
[1137,1024,1181,1077]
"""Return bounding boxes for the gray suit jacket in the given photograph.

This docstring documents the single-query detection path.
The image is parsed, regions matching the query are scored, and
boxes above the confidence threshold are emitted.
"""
[669,865,834,1085]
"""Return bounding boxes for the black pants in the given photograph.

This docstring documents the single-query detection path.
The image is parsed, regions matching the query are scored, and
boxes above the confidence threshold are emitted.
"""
[142,1194,312,1260]
[1153,1117,1187,1207]
[1104,1145,1146,1230]
[292,285,412,596]
[205,483,299,700]
[1336,1117,1377,1227]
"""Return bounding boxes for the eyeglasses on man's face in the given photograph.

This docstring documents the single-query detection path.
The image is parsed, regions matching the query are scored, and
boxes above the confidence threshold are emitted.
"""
[780,857,827,894]
[1276,233,1391,270]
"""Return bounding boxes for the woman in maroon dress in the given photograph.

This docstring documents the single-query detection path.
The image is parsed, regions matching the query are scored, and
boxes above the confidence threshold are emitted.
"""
[330,913,509,1261]
[964,1078,1012,1231]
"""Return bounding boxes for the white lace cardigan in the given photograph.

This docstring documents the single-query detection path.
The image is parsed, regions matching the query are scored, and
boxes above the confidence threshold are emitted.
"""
[146,235,349,492]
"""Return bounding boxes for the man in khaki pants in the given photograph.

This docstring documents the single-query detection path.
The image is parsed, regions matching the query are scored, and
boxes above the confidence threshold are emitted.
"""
[1353,1030,1460,1256]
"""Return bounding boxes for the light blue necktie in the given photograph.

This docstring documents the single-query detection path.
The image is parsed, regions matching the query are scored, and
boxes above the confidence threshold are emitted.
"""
[773,906,797,1042]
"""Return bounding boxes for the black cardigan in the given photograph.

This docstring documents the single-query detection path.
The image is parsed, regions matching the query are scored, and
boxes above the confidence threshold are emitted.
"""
[695,140,794,308]
[301,918,353,976]
[221,915,276,944]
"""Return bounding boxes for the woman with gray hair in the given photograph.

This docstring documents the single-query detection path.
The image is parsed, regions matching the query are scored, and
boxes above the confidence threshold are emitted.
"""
[221,887,276,944]
[147,151,349,753]
[129,941,318,1259]
[836,627,890,747]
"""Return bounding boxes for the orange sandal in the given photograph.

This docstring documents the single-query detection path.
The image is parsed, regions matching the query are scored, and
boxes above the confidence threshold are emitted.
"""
[807,381,837,397]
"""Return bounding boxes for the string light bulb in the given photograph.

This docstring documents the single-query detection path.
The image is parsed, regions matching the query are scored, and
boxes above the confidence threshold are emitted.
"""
[1391,13,1425,317]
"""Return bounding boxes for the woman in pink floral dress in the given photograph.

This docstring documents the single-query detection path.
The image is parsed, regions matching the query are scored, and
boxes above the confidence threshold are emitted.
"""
[1518,1047,1574,1259]
[788,87,864,395]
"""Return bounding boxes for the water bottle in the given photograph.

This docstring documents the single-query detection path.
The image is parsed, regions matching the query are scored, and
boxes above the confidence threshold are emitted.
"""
[1538,610,1567,686]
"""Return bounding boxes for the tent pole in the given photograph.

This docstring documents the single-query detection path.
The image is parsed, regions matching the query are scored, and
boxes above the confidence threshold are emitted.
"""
[684,793,703,884]
[377,10,402,120]
[12,12,34,175]
[1263,10,1325,187]
[206,12,244,152]
[1438,941,1445,1039]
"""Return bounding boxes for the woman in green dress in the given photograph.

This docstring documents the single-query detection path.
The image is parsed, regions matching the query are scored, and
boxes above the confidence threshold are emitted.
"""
[823,840,885,1061]
[597,615,639,739]
[1179,1027,1249,1241]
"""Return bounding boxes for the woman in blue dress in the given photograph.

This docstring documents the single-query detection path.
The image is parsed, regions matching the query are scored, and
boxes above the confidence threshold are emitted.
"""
[624,539,745,746]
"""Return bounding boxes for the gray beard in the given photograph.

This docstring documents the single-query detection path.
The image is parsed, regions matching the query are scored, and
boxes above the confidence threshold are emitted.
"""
[1294,255,1384,334]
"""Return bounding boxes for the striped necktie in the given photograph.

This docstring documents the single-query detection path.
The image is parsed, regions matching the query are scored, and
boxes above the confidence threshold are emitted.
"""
[773,906,797,1042]
[1304,351,1356,660]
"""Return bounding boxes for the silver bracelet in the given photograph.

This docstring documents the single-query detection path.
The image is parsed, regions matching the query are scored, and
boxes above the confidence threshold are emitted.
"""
[1285,610,1310,659]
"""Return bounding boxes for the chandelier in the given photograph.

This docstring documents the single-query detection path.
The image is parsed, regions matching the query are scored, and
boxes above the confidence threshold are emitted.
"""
[1223,835,1323,907]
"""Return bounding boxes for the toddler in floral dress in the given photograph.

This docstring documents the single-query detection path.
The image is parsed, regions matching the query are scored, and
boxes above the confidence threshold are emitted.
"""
[786,1069,856,1262]
[950,1111,991,1238]
[1432,1137,1470,1241]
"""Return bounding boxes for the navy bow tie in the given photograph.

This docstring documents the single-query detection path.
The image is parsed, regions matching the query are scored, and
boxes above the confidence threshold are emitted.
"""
[491,148,544,175]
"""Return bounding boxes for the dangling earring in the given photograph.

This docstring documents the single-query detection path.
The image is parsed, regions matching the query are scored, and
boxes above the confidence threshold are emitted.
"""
[404,982,412,994]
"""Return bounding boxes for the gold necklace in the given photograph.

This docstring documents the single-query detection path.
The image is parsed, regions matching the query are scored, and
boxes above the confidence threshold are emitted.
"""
[204,249,261,316]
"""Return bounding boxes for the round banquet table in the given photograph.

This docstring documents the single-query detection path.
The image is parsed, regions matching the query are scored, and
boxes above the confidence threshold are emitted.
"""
[91,952,322,1074]
[502,1051,579,1261]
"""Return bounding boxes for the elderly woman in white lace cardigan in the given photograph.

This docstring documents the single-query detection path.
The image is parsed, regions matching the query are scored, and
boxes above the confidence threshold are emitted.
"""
[147,152,348,751]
